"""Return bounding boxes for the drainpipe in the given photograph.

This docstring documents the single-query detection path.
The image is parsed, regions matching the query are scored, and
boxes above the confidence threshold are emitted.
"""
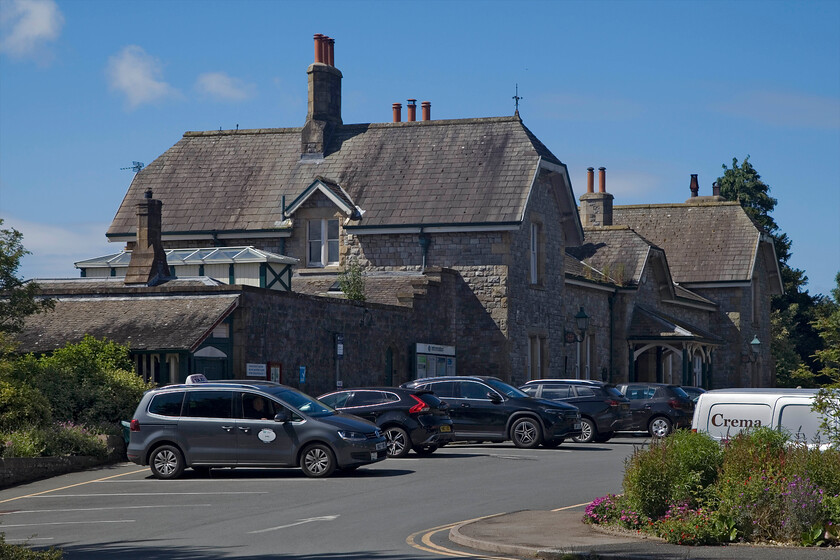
[608,293,614,383]
[418,230,431,270]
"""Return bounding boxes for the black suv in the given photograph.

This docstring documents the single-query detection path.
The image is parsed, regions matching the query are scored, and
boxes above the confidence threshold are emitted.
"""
[401,376,581,448]
[519,379,631,443]
[318,387,454,458]
[615,382,695,437]
[127,378,387,479]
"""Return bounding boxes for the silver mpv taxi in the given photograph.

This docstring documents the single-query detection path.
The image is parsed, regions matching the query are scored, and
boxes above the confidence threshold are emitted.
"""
[127,377,387,479]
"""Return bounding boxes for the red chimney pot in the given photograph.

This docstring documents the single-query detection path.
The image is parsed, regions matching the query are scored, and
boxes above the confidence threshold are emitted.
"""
[407,99,417,122]
[690,174,699,197]
[327,38,335,66]
[421,101,431,121]
[313,34,324,63]
[586,167,595,194]
[392,103,402,123]
[599,167,606,193]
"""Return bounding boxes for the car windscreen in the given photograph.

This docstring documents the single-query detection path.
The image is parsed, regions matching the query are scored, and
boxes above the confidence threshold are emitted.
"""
[484,378,529,398]
[270,387,336,418]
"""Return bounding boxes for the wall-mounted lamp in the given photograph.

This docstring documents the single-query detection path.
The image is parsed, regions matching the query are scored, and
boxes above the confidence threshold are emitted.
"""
[565,306,589,343]
[743,335,761,363]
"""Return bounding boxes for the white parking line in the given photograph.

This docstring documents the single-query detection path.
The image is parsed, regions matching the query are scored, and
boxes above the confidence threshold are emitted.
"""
[1,504,211,515]
[30,492,266,498]
[1,520,135,528]
[3,538,54,543]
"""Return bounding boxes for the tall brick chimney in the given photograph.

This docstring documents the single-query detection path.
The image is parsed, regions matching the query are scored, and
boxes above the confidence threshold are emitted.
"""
[579,167,614,227]
[124,190,171,286]
[689,174,700,197]
[301,34,342,159]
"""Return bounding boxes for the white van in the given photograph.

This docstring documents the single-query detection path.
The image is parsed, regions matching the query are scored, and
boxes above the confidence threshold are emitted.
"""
[691,388,835,447]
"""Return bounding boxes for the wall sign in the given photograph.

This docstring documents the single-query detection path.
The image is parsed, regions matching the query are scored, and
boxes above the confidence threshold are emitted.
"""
[246,363,266,378]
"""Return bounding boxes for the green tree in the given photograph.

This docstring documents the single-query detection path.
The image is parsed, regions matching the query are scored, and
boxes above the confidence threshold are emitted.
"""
[717,157,823,384]
[338,257,366,302]
[0,220,53,333]
[811,272,840,385]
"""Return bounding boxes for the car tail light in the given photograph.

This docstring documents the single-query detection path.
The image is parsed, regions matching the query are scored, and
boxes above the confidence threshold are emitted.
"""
[668,399,681,410]
[130,419,140,432]
[409,394,430,414]
[605,399,621,407]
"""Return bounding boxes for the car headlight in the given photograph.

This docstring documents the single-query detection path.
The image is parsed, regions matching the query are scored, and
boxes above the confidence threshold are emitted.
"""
[338,430,368,442]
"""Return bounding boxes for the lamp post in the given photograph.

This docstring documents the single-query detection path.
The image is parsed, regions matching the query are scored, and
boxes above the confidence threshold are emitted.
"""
[748,335,761,387]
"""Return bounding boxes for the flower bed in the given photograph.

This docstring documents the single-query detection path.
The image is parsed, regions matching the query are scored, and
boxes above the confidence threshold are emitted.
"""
[584,428,840,547]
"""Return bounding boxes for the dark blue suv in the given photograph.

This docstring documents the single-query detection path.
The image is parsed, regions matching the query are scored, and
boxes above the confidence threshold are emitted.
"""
[401,376,581,448]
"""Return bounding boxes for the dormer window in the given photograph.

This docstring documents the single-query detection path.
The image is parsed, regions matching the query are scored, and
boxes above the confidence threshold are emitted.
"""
[308,219,339,267]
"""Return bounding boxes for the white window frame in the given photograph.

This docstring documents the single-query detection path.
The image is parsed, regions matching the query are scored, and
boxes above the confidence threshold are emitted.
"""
[307,218,340,267]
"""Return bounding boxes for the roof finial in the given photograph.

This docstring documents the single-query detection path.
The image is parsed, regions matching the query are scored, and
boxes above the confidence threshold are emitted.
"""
[512,83,523,116]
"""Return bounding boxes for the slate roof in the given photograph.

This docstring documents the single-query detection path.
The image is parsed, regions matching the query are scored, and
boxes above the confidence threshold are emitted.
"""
[107,117,563,238]
[14,292,239,354]
[612,202,764,284]
[566,226,655,286]
[627,306,722,344]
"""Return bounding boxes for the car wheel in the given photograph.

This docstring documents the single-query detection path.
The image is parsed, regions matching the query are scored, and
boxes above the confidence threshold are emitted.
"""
[511,417,543,449]
[541,438,564,448]
[300,443,336,478]
[648,416,673,438]
[593,431,614,443]
[149,445,184,480]
[414,445,438,456]
[572,418,597,443]
[384,426,412,458]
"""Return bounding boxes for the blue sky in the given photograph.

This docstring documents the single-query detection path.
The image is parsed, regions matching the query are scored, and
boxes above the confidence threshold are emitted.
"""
[1,0,838,296]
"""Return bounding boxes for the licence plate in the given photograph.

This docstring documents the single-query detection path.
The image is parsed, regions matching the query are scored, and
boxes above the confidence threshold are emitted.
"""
[375,441,387,451]
[439,425,451,433]
[371,452,377,461]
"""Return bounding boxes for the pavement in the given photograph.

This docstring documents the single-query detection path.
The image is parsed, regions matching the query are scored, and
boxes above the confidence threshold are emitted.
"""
[450,509,839,559]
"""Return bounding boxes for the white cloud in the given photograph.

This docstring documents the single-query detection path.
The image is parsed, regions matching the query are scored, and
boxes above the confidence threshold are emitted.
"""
[195,72,255,101]
[713,91,840,130]
[2,216,116,280]
[0,0,64,61]
[106,45,179,109]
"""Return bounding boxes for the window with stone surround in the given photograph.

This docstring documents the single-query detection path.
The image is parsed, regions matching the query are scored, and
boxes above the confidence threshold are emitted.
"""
[308,218,339,267]
[528,335,547,380]
[530,222,543,285]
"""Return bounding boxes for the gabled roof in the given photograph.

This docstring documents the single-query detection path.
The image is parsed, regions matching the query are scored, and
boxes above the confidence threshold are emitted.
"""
[107,116,572,239]
[627,306,722,344]
[566,226,657,286]
[612,201,781,290]
[285,177,358,218]
[14,292,240,354]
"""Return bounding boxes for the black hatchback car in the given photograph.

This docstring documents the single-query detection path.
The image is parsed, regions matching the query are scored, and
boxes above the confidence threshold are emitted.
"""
[401,376,581,448]
[318,387,454,458]
[519,379,631,443]
[615,382,695,437]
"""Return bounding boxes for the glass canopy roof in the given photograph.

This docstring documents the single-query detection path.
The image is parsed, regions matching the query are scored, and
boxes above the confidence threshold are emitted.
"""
[75,246,298,269]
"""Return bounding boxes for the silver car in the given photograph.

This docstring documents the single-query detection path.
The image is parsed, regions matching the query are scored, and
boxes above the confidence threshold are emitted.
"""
[127,378,387,478]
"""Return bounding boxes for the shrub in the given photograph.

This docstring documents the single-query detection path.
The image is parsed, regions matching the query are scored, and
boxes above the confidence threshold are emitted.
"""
[0,535,63,560]
[622,430,722,518]
[655,504,726,545]
[1,423,107,458]
[0,380,51,432]
[9,336,152,425]
[812,387,840,448]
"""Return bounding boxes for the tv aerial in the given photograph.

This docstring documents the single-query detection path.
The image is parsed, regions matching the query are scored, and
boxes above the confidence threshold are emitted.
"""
[121,161,145,172]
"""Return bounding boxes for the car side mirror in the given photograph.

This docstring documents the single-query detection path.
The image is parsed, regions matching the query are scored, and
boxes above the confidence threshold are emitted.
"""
[487,392,502,404]
[274,409,291,423]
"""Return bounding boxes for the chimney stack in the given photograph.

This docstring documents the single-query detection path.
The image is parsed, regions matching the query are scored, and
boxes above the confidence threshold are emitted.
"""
[302,34,343,158]
[124,190,171,286]
[407,99,417,122]
[421,101,431,121]
[579,166,614,227]
[712,181,721,197]
[690,174,699,197]
[392,103,402,122]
